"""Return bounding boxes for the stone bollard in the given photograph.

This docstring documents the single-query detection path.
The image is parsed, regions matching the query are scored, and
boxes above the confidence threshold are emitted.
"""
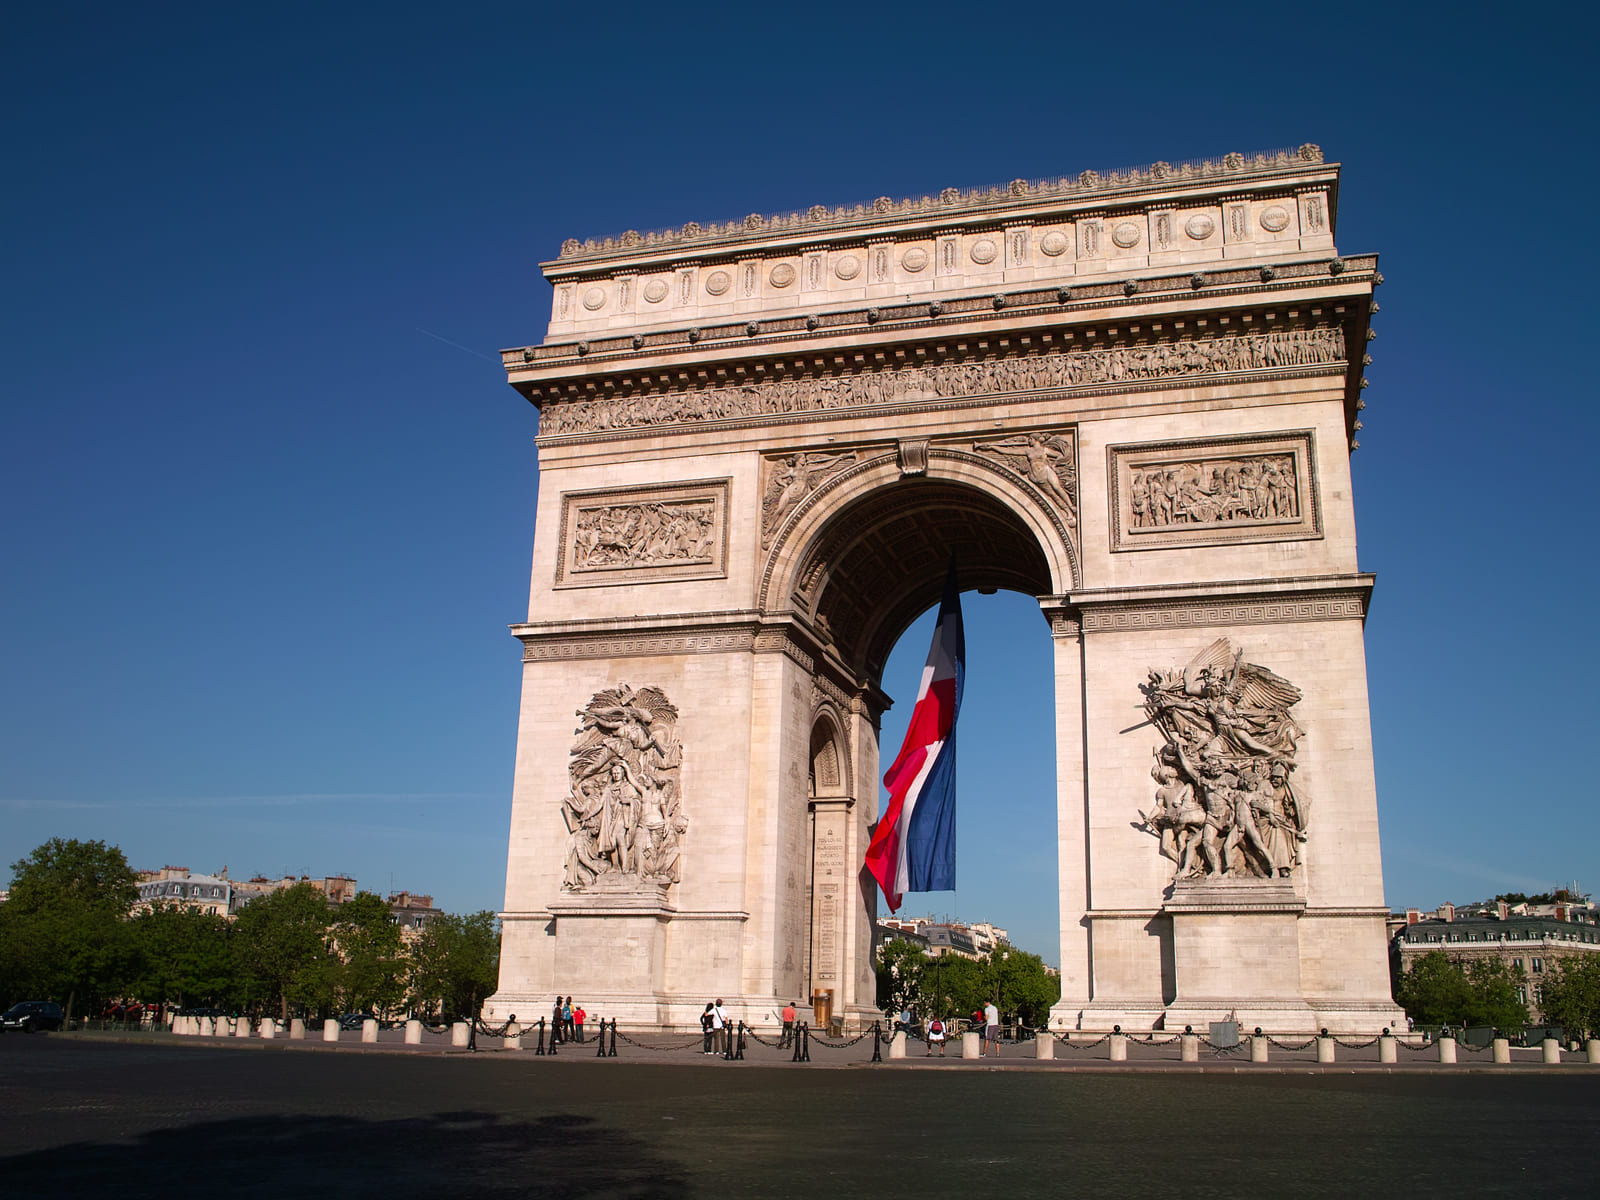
[451,1021,470,1048]
[888,1031,906,1059]
[323,1019,339,1043]
[1181,1032,1199,1062]
[261,1018,277,1040]
[405,1019,422,1045]
[1316,1034,1335,1064]
[359,1018,378,1044]
[1251,1033,1269,1063]
[1493,1037,1510,1064]
[505,1021,522,1051]
[1588,1039,1600,1064]
[961,1031,981,1059]
[1379,1033,1396,1064]
[1438,1035,1457,1064]
[1109,1033,1128,1062]
[172,1015,187,1036]
[1035,1032,1054,1060]
[289,1018,306,1040]
[235,1017,252,1039]
[200,1016,216,1037]
[1542,1037,1561,1064]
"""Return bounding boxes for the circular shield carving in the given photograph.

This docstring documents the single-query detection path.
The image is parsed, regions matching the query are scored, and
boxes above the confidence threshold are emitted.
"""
[835,254,862,280]
[970,239,997,265]
[581,287,606,311]
[705,271,731,296]
[1039,231,1069,257]
[902,247,929,273]
[642,279,668,304]
[1112,222,1142,249]
[1260,205,1291,233]
[1185,214,1216,241]
[768,262,796,288]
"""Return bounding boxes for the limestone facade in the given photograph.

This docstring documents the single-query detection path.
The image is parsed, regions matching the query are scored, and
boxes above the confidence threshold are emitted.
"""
[486,146,1404,1033]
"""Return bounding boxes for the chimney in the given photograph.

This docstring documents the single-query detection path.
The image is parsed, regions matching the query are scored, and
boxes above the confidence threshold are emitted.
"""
[1497,901,1509,921]
[1406,908,1421,925]
[1440,902,1455,922]
[1555,903,1568,923]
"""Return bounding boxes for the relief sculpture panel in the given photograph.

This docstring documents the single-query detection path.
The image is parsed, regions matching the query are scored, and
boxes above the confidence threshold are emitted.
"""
[556,479,729,587]
[1137,639,1309,886]
[1107,431,1320,551]
[974,431,1077,528]
[760,451,858,548]
[562,685,687,894]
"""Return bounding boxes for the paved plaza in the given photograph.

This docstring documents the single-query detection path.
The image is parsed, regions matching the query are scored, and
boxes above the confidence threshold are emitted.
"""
[3,1035,1595,1197]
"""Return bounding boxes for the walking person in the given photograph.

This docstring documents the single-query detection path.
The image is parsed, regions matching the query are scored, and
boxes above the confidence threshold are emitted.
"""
[701,1003,715,1054]
[780,1000,797,1048]
[983,1001,1000,1057]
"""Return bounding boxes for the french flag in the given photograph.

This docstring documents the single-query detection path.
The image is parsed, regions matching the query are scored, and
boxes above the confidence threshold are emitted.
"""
[865,562,964,912]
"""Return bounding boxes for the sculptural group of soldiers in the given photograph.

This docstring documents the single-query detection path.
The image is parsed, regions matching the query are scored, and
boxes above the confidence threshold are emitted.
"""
[1139,640,1310,883]
[1129,454,1297,528]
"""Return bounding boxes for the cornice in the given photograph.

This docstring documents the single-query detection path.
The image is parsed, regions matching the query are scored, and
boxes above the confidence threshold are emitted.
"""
[1059,573,1374,634]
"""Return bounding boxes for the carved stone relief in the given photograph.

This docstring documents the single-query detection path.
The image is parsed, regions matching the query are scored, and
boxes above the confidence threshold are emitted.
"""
[1137,639,1308,885]
[760,451,857,548]
[556,479,730,587]
[561,685,687,894]
[538,327,1345,437]
[1107,431,1321,552]
[974,431,1078,528]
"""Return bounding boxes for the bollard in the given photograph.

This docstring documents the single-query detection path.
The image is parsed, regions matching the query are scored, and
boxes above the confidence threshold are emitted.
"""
[323,1019,339,1043]
[962,1031,981,1059]
[723,1022,734,1060]
[235,1017,252,1039]
[1379,1032,1396,1064]
[362,1018,379,1044]
[1251,1029,1269,1063]
[608,1019,619,1057]
[1542,1037,1561,1064]
[791,1021,805,1063]
[1438,1035,1457,1064]
[1035,1031,1054,1060]
[261,1017,277,1040]
[536,1017,546,1055]
[889,1030,906,1060]
[1493,1036,1510,1064]
[596,1019,608,1057]
[1109,1030,1128,1062]
[1588,1039,1600,1065]
[1316,1032,1335,1064]
[1181,1030,1199,1062]
[451,1021,470,1048]
[405,1019,422,1045]
[872,1021,883,1063]
[547,1018,557,1056]
[736,1021,747,1060]
[505,1025,522,1052]
[173,1015,188,1036]
[290,1018,306,1040]
[201,1016,217,1037]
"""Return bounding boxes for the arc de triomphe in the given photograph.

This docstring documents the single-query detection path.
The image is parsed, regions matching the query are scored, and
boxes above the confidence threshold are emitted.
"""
[484,146,1404,1034]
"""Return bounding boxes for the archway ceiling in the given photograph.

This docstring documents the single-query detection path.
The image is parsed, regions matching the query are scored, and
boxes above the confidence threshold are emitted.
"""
[797,479,1052,682]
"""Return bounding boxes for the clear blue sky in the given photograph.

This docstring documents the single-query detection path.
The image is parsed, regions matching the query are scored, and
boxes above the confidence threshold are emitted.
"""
[4,3,1596,964]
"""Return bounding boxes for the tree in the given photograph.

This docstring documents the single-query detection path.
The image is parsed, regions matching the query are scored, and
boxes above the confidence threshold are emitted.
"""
[875,937,927,1019]
[407,911,500,1020]
[1395,951,1529,1029]
[986,947,1061,1028]
[1539,957,1600,1041]
[129,903,235,1011]
[1463,958,1529,1029]
[327,891,405,1015]
[2,839,139,1020]
[232,882,332,1020]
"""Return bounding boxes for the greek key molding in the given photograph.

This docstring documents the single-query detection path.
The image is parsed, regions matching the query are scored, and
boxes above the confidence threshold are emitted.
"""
[1108,430,1321,552]
[555,478,730,588]
[1080,590,1366,633]
[521,629,755,662]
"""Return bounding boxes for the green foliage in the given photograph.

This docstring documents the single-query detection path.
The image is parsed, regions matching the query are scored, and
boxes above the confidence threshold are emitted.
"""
[129,903,235,1009]
[898,946,1060,1026]
[1396,951,1529,1028]
[1538,956,1600,1041]
[988,947,1060,1027]
[407,911,500,1020]
[0,838,139,1017]
[875,937,928,1017]
[328,891,406,1015]
[231,882,332,1019]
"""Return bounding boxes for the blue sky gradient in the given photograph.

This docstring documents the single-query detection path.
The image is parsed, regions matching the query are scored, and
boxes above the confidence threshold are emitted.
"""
[4,2,1596,961]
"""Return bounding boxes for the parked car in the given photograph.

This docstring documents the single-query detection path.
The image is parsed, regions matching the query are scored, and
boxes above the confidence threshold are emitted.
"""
[1,1001,66,1033]
[338,1012,378,1031]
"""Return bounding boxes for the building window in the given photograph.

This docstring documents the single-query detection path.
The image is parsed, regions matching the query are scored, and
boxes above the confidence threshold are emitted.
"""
[1513,958,1523,969]
[1532,958,1543,973]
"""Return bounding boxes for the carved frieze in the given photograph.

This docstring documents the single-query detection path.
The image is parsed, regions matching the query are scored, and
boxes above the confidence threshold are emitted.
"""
[1108,431,1320,552]
[974,431,1077,528]
[1137,639,1308,887]
[556,479,730,587]
[760,452,857,549]
[537,328,1346,437]
[561,685,687,894]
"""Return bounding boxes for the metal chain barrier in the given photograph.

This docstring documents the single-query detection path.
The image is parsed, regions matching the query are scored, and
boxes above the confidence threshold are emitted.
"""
[1264,1035,1318,1051]
[612,1029,705,1052]
[1331,1035,1380,1049]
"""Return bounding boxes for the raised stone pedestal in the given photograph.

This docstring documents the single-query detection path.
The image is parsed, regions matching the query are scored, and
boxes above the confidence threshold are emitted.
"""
[1160,878,1316,1033]
[543,882,675,1024]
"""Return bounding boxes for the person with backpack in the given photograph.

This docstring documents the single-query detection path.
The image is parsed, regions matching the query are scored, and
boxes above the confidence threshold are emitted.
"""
[701,1002,715,1054]
[925,1016,946,1056]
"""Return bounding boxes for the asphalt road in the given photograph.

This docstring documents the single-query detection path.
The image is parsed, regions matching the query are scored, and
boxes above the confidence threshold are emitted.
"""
[2,1036,1597,1198]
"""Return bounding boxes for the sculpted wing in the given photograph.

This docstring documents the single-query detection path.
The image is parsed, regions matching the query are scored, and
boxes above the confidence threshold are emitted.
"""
[1181,637,1236,695]
[1237,662,1302,713]
[630,686,679,725]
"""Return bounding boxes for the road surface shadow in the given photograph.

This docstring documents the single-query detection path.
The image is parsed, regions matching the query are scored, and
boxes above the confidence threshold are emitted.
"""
[1,1109,689,1199]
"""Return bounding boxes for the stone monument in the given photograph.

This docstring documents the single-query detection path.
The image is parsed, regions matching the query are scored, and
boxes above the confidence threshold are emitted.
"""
[483,146,1404,1033]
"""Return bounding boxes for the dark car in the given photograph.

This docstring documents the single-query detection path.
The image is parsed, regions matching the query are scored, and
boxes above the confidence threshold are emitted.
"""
[176,1006,228,1019]
[1,1001,65,1033]
[338,1012,378,1031]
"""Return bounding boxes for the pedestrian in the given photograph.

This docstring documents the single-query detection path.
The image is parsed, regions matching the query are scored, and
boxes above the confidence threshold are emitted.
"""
[780,999,797,1048]
[563,996,575,1040]
[573,1003,586,1043]
[983,1001,1000,1057]
[701,1002,715,1054]
[551,995,565,1044]
[926,1016,946,1056]
[712,998,728,1054]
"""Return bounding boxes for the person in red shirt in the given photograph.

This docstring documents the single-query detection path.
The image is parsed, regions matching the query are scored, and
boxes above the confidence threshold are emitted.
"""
[780,1001,798,1048]
[573,1004,586,1043]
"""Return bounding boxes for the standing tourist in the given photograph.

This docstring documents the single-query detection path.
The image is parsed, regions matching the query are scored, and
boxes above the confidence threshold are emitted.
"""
[701,1003,715,1054]
[563,996,575,1040]
[983,1001,1000,1057]
[712,998,728,1054]
[573,1003,586,1043]
[551,996,565,1044]
[780,1000,797,1048]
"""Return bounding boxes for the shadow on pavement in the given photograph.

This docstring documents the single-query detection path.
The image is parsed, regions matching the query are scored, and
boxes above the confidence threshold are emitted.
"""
[1,1108,690,1199]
